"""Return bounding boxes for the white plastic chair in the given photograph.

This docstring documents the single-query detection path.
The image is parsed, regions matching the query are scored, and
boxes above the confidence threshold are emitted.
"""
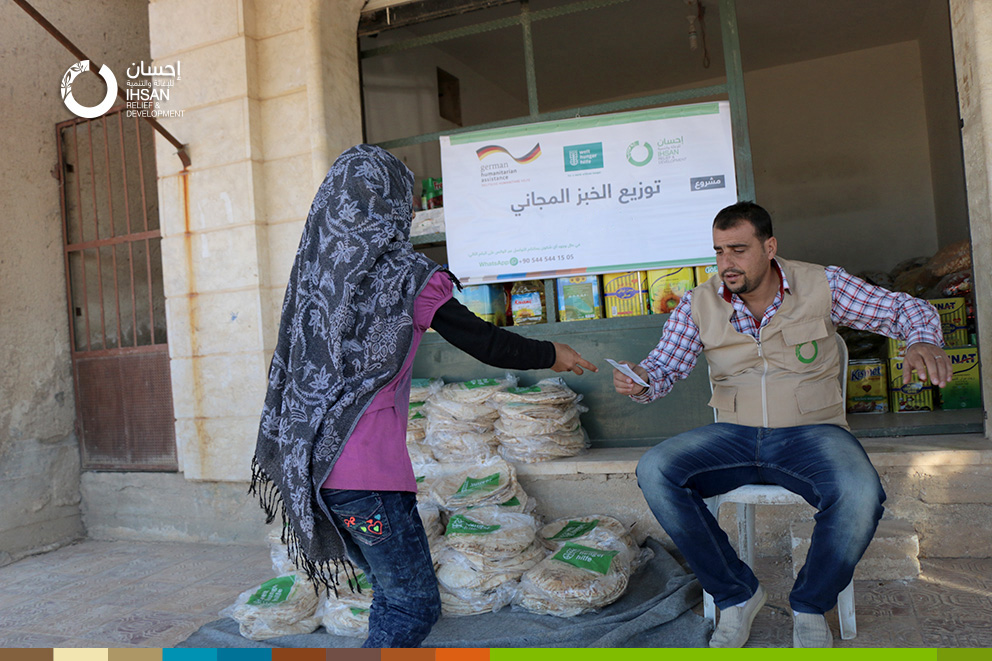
[702,333,856,640]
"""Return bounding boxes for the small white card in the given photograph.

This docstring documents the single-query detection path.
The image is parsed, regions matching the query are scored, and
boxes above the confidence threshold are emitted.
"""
[606,359,649,387]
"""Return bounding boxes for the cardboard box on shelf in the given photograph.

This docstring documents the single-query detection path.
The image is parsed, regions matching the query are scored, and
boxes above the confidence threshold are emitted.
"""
[940,346,981,409]
[929,297,968,347]
[888,358,934,412]
[556,275,602,322]
[694,264,719,287]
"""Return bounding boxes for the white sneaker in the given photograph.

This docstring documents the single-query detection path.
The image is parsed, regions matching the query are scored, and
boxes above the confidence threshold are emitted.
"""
[708,584,767,648]
[793,612,833,648]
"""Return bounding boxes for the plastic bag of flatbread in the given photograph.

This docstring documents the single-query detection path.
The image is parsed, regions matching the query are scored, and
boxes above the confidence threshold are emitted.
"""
[490,377,580,407]
[425,396,500,423]
[497,428,589,463]
[317,598,370,637]
[466,480,534,514]
[439,581,517,616]
[430,456,518,510]
[418,501,445,539]
[221,573,321,640]
[438,374,517,404]
[539,515,636,563]
[410,377,443,403]
[513,538,632,617]
[407,440,436,466]
[495,405,582,436]
[443,507,538,558]
[408,401,429,428]
[427,429,499,463]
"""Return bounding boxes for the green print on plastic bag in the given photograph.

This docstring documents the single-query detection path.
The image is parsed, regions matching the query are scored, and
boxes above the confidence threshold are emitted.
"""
[246,575,296,605]
[348,572,372,591]
[464,378,500,389]
[507,385,542,394]
[446,514,502,535]
[350,607,370,616]
[453,472,501,497]
[552,542,618,575]
[546,519,599,541]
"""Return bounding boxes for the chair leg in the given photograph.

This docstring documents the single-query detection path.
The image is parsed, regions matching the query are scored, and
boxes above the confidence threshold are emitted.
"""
[737,503,756,566]
[837,579,857,640]
[704,590,716,624]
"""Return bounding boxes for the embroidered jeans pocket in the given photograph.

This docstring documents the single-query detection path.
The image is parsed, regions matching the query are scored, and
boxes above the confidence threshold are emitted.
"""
[329,493,393,547]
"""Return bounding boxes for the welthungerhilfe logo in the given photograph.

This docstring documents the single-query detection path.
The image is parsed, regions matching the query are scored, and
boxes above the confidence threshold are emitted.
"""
[61,60,118,119]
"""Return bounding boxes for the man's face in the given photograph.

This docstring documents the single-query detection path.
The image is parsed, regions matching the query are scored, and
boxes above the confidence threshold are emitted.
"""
[713,222,776,295]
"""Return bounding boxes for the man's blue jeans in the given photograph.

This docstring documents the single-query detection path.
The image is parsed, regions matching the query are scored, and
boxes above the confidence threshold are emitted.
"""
[319,489,440,648]
[636,423,885,614]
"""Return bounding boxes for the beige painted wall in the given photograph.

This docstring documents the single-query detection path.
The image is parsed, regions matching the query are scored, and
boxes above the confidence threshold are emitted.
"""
[949,0,992,439]
[150,0,365,482]
[0,0,153,562]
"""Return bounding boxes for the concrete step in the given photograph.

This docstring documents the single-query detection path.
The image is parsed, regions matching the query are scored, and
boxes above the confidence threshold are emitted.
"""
[790,517,920,581]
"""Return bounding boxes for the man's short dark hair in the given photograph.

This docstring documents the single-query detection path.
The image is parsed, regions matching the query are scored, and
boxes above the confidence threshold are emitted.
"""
[713,201,773,241]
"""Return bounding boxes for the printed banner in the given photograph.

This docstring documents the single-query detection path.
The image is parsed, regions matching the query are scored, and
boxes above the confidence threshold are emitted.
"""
[440,102,737,284]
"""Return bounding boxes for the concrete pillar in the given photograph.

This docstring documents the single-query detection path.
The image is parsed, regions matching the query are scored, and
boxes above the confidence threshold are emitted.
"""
[949,0,992,438]
[150,0,366,480]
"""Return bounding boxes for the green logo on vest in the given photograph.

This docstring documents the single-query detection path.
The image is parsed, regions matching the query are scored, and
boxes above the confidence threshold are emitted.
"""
[796,340,819,364]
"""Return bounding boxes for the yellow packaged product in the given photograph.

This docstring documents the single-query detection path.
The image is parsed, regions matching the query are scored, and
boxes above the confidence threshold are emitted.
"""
[603,271,649,318]
[940,346,981,409]
[845,359,888,413]
[928,297,968,347]
[647,267,695,314]
[511,280,548,325]
[888,358,934,412]
[694,264,719,286]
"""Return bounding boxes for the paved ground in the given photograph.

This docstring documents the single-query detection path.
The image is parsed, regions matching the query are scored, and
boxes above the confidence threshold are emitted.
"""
[1,539,991,648]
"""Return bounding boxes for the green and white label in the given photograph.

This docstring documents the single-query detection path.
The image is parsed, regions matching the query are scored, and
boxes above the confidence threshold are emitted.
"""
[546,519,599,541]
[348,572,372,591]
[507,385,542,395]
[446,514,502,535]
[349,607,370,616]
[246,575,296,605]
[464,378,500,389]
[552,542,619,575]
[453,472,501,497]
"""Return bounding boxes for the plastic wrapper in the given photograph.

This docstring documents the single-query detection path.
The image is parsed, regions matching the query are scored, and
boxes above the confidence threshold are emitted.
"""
[266,527,298,575]
[429,456,518,510]
[513,537,633,617]
[497,428,589,464]
[933,269,972,299]
[926,240,971,277]
[439,581,516,616]
[410,377,443,403]
[418,501,445,539]
[539,515,634,551]
[495,405,582,436]
[426,429,499,463]
[425,397,500,423]
[891,266,939,297]
[889,255,930,279]
[317,598,370,637]
[466,481,534,514]
[443,507,539,557]
[406,440,436,467]
[489,378,579,407]
[855,270,894,290]
[221,573,321,640]
[437,374,517,404]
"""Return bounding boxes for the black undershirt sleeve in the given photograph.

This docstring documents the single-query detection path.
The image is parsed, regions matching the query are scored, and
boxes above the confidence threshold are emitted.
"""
[430,297,557,370]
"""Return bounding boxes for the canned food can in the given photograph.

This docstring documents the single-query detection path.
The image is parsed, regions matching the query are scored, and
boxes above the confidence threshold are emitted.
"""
[846,359,888,413]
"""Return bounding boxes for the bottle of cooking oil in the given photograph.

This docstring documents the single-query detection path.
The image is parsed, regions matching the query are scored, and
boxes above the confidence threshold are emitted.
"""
[510,280,547,325]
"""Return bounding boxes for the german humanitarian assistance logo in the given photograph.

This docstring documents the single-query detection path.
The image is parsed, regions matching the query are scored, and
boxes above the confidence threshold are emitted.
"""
[476,143,542,164]
[61,60,118,119]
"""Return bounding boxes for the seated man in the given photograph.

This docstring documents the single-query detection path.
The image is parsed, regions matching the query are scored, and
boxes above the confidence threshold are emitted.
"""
[613,201,951,648]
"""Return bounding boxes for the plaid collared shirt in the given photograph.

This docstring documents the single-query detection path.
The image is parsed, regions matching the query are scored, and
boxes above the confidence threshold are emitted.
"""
[633,260,944,402]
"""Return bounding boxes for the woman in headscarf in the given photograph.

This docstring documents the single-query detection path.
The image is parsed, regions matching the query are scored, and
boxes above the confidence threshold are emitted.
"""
[251,144,596,647]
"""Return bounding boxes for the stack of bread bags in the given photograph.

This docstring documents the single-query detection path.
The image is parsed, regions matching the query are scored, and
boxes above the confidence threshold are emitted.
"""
[513,514,640,617]
[222,572,322,640]
[424,375,516,462]
[434,505,546,615]
[491,377,589,463]
[407,377,442,467]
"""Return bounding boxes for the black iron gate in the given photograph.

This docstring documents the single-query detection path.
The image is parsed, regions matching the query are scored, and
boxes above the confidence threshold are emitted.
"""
[56,105,177,471]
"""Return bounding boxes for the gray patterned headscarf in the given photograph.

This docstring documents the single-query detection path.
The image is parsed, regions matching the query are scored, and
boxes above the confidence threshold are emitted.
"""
[251,144,441,590]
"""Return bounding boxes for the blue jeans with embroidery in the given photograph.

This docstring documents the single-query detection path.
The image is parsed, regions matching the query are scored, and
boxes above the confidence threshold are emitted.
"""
[319,489,440,648]
[636,423,885,614]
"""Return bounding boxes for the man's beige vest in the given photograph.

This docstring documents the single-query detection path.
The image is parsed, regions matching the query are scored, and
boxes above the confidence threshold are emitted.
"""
[691,257,848,429]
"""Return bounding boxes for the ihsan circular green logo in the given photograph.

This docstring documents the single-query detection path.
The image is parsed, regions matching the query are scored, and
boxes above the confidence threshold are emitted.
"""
[510,257,518,266]
[626,141,653,167]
